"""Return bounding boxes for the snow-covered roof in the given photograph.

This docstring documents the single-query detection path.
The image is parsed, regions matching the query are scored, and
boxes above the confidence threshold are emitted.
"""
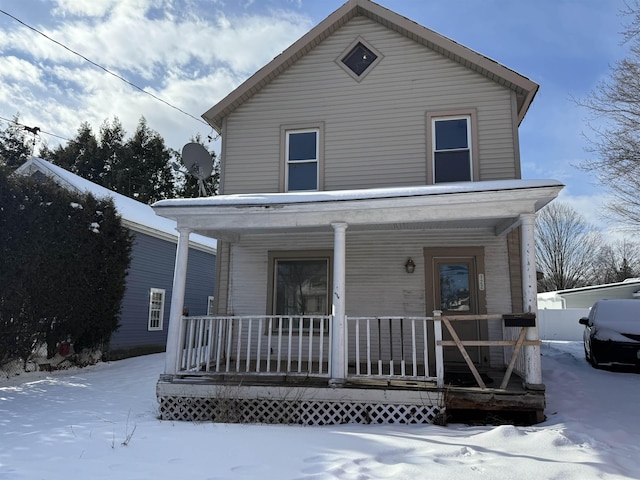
[548,278,640,296]
[15,157,216,253]
[152,178,563,240]
[154,179,563,208]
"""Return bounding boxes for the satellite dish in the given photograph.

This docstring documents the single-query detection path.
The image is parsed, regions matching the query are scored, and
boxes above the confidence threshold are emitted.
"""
[181,142,213,196]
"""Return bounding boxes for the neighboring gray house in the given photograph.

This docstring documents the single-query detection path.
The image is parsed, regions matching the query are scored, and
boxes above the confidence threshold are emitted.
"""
[16,157,217,359]
[153,0,563,424]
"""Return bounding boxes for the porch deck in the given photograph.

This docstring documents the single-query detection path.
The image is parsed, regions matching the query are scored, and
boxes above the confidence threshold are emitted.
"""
[157,314,545,425]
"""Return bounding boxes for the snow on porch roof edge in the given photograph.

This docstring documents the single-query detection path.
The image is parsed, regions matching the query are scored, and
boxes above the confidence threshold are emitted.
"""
[153,179,564,209]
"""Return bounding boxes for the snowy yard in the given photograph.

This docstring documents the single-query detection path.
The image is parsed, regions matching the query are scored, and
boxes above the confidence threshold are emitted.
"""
[1,341,639,479]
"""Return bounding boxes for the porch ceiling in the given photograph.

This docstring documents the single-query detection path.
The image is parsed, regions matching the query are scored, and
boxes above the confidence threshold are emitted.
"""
[153,179,563,240]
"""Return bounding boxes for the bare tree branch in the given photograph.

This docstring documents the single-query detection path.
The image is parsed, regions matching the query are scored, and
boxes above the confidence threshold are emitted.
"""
[578,1,640,229]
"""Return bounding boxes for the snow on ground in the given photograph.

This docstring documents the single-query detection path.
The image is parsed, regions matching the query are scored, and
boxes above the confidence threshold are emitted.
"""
[1,341,639,479]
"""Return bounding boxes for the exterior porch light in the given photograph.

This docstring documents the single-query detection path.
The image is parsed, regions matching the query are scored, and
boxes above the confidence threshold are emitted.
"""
[405,257,416,274]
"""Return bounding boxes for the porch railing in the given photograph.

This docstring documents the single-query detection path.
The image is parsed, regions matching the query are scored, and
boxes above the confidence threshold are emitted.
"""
[176,314,442,384]
[178,315,332,377]
[174,313,535,390]
[346,316,442,382]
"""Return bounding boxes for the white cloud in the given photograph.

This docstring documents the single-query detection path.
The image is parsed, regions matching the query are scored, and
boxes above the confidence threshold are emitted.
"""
[0,0,313,154]
[52,0,152,18]
[0,56,42,84]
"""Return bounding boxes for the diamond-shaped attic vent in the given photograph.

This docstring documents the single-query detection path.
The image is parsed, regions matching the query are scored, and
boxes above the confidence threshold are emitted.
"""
[342,42,377,77]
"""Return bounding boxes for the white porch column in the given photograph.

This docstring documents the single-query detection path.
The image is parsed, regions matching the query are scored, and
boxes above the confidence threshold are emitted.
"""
[520,213,542,385]
[164,227,192,375]
[330,222,348,386]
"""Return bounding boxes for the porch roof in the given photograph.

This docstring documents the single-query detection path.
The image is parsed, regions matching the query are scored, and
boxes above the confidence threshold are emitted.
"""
[152,179,563,240]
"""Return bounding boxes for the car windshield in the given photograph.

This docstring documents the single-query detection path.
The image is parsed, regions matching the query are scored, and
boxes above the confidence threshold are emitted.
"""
[593,300,640,334]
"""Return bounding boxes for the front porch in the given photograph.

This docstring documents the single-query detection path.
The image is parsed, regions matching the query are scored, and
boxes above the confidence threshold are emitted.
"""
[153,181,563,425]
[157,313,545,424]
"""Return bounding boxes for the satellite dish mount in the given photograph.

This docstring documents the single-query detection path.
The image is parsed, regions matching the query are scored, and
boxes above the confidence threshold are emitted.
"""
[181,142,213,196]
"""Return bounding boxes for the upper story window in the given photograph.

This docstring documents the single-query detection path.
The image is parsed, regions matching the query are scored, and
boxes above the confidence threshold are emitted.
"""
[433,117,472,183]
[337,37,383,82]
[343,43,377,76]
[426,110,479,184]
[285,128,320,192]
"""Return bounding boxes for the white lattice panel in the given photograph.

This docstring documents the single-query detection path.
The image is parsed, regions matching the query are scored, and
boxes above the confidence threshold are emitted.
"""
[159,396,443,425]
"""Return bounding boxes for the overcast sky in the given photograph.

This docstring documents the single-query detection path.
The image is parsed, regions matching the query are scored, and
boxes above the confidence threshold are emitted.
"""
[0,0,632,235]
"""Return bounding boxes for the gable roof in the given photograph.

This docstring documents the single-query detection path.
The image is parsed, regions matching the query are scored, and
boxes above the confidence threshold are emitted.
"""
[203,0,539,131]
[15,157,217,253]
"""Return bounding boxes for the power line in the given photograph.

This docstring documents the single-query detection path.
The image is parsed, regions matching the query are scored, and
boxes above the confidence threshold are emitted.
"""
[0,114,71,143]
[0,8,210,128]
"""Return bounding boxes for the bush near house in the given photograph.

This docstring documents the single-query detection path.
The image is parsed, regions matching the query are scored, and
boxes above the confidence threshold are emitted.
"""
[0,168,132,371]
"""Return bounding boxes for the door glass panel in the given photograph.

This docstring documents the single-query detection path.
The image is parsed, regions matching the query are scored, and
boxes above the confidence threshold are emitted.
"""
[439,263,471,312]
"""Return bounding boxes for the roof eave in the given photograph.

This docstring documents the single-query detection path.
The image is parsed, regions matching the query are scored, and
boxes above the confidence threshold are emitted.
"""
[201,0,539,132]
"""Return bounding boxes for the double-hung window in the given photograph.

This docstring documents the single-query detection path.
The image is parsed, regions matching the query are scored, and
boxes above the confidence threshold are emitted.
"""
[432,116,472,183]
[148,288,165,331]
[285,128,319,191]
[427,110,478,184]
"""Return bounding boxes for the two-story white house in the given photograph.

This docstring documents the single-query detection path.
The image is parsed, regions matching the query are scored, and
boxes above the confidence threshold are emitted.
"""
[153,0,562,425]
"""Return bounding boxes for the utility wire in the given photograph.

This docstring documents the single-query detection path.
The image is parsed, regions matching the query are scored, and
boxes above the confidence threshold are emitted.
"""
[0,114,71,142]
[0,8,210,128]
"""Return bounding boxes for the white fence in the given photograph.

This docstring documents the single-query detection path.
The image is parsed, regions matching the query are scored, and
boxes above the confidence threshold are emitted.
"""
[537,308,590,341]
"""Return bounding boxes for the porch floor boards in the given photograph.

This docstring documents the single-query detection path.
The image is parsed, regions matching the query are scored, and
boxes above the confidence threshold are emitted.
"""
[171,367,543,410]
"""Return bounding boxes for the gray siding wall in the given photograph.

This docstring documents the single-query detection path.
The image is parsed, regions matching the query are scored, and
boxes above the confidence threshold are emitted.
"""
[109,232,216,354]
[222,16,517,194]
[223,231,510,367]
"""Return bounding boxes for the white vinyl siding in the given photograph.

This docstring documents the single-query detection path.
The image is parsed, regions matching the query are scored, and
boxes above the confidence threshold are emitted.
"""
[227,231,510,317]
[221,231,510,367]
[148,288,165,331]
[222,16,517,194]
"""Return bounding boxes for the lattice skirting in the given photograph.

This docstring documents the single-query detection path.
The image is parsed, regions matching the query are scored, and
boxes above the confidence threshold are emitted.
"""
[158,395,443,425]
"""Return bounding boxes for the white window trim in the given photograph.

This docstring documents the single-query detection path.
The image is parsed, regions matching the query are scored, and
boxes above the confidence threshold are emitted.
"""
[285,128,319,192]
[207,295,215,315]
[425,109,479,184]
[280,123,324,192]
[148,288,165,331]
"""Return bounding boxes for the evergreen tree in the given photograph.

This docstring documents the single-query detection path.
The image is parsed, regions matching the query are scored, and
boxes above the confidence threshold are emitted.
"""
[43,122,102,184]
[98,117,127,189]
[0,170,132,363]
[43,116,177,204]
[119,117,176,203]
[0,114,32,171]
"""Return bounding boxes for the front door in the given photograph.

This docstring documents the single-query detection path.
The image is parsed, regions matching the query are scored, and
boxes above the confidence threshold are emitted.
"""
[425,247,487,365]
